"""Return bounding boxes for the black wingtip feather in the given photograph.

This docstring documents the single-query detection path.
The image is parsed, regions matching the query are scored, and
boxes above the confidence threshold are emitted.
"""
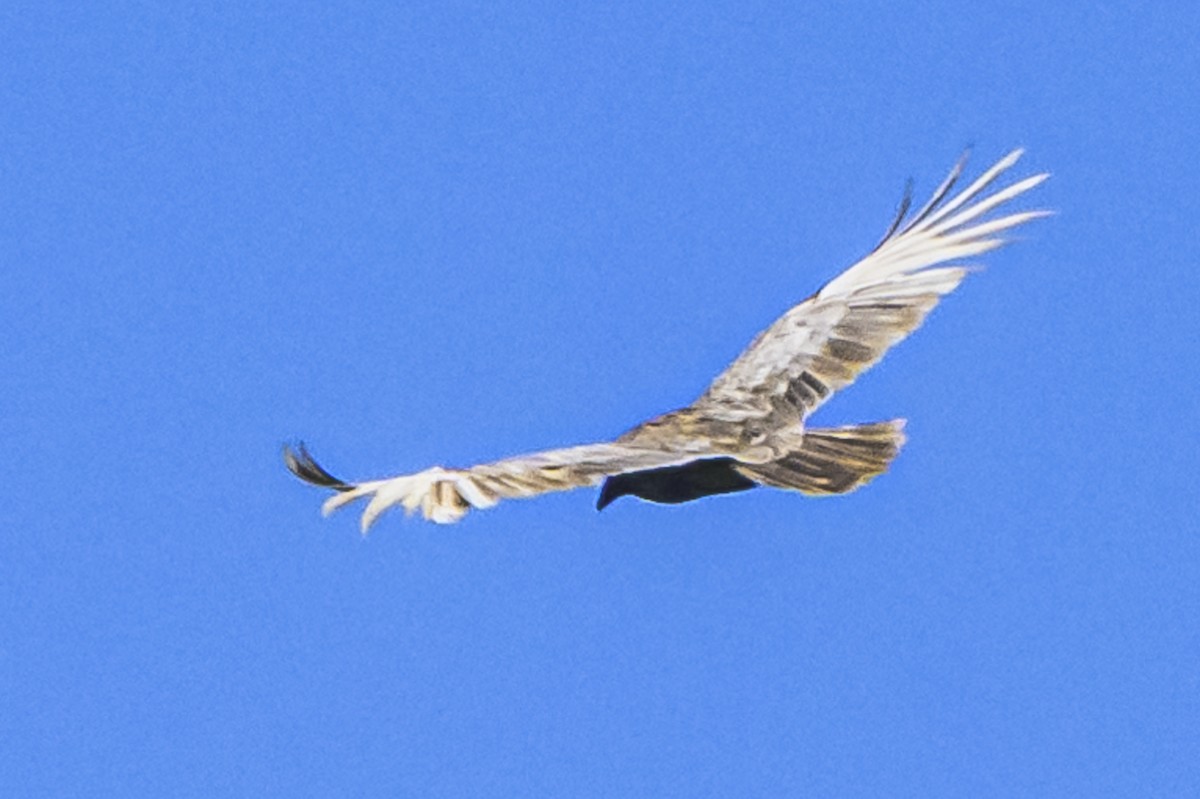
[282,442,356,492]
[903,148,970,231]
[875,177,914,248]
[872,147,972,252]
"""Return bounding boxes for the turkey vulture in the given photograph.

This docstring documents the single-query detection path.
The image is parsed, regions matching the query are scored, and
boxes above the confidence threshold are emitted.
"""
[285,149,1047,530]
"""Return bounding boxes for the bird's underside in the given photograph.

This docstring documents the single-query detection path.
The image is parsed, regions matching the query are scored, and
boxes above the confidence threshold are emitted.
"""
[285,149,1048,531]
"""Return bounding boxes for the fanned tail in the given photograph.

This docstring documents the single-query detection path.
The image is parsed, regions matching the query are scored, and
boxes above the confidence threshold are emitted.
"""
[736,420,906,495]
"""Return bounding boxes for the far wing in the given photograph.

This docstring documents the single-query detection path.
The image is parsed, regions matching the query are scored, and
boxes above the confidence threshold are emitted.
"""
[699,149,1048,418]
[284,441,710,531]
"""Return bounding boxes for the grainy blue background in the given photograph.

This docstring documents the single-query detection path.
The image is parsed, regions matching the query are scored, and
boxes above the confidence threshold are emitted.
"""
[4,2,1198,796]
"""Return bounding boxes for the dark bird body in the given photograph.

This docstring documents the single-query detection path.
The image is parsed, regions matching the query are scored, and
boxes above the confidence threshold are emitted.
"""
[596,459,757,510]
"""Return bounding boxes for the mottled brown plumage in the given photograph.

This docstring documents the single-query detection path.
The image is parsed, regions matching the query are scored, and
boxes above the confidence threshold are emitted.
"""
[285,149,1047,530]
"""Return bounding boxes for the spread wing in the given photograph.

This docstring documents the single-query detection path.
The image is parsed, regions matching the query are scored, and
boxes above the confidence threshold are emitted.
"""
[699,149,1049,417]
[283,441,714,531]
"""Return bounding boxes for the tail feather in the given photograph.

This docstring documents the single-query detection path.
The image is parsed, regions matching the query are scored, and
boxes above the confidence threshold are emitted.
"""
[737,420,906,495]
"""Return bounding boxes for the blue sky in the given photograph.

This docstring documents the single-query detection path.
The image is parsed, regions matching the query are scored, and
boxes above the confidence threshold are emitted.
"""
[3,2,1198,796]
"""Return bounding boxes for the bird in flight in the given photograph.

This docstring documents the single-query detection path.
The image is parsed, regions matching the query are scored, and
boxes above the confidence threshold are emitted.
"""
[285,149,1048,531]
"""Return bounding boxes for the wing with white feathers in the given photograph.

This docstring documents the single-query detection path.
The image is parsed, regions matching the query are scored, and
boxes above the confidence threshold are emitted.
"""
[286,148,1049,529]
[699,149,1048,418]
[283,441,714,531]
